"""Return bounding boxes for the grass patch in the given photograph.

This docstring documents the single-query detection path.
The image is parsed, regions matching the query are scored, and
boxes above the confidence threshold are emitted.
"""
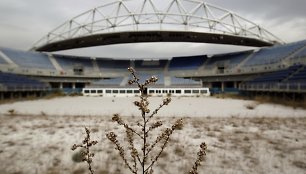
[213,93,245,100]
[7,109,17,115]
[174,146,185,157]
[43,91,66,100]
[254,96,306,109]
[214,93,306,109]
[245,103,257,110]
[292,160,306,169]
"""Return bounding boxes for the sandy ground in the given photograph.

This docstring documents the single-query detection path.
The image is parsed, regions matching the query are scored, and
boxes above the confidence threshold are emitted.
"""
[0,96,306,174]
[0,96,306,117]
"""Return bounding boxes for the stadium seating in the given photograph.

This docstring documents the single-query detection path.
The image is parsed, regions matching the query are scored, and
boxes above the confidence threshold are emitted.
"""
[1,39,306,96]
[133,72,165,85]
[207,51,252,68]
[92,77,124,86]
[96,58,130,70]
[244,41,306,66]
[170,77,200,86]
[169,55,206,70]
[0,54,8,64]
[53,54,94,70]
[287,66,306,82]
[247,64,304,84]
[240,64,306,92]
[294,47,306,58]
[134,59,168,69]
[251,71,288,83]
[0,72,49,90]
[0,47,55,69]
[91,72,165,87]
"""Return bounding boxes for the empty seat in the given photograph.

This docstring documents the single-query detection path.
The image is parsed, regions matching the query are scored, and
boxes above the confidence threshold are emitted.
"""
[207,51,252,68]
[170,77,200,86]
[0,72,49,90]
[91,77,124,86]
[294,47,306,58]
[53,54,94,70]
[248,65,305,84]
[0,48,55,69]
[96,58,130,70]
[169,55,206,70]
[130,72,165,85]
[134,59,168,69]
[288,68,306,82]
[244,41,306,66]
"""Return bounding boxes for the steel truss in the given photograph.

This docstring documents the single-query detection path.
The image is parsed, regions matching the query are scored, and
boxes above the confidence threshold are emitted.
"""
[32,0,284,50]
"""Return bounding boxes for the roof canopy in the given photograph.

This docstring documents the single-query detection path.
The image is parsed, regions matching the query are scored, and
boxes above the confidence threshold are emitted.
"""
[32,0,284,51]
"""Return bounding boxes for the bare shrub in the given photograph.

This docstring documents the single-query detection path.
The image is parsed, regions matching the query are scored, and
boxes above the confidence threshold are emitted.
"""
[71,127,98,174]
[41,111,47,116]
[4,140,16,146]
[189,143,207,174]
[44,91,65,99]
[245,103,257,110]
[292,160,306,169]
[174,146,185,157]
[72,67,207,174]
[7,109,16,115]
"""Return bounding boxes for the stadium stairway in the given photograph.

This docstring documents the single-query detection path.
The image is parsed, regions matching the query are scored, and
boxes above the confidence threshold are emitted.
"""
[198,57,210,71]
[245,64,304,84]
[282,43,306,63]
[0,50,18,66]
[164,76,171,86]
[163,59,171,73]
[47,54,63,71]
[0,72,49,91]
[130,60,135,69]
[235,50,256,69]
[282,65,305,82]
[120,76,130,86]
[92,58,100,72]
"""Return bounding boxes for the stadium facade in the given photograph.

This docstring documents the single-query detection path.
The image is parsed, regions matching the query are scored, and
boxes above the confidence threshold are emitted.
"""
[1,0,306,100]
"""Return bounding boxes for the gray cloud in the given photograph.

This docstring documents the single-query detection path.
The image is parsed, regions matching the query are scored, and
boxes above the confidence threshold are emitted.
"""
[0,0,306,58]
[206,0,306,19]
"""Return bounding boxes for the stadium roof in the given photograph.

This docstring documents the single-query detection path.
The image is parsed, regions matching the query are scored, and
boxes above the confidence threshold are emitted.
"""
[32,0,284,52]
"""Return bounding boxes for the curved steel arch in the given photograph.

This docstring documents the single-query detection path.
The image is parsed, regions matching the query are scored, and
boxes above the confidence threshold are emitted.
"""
[32,0,284,51]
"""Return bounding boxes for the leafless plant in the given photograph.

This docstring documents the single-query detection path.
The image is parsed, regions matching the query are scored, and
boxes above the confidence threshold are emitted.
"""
[245,103,257,110]
[189,142,207,174]
[72,127,98,174]
[71,67,207,174]
[7,109,16,115]
[106,67,207,174]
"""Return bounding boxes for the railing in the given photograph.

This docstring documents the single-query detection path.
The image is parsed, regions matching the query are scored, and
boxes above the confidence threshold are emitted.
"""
[239,83,306,93]
[61,88,83,94]
[0,85,50,92]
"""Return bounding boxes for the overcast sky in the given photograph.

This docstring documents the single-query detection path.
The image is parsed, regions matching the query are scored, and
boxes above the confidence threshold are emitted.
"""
[0,0,306,58]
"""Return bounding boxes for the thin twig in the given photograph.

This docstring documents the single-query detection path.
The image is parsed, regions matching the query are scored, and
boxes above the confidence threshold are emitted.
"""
[71,127,98,174]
